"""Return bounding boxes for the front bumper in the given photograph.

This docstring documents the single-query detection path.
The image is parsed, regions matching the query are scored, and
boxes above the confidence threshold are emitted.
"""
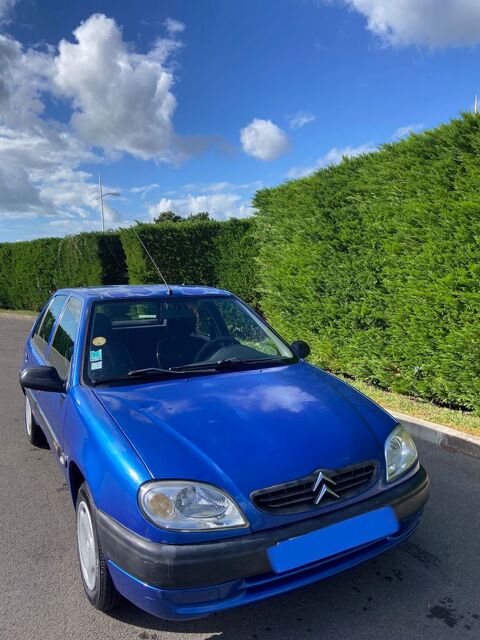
[98,466,429,620]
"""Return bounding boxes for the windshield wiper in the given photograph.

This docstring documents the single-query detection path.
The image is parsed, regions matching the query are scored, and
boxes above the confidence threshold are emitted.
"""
[128,367,217,377]
[170,356,291,372]
[91,369,176,386]
[215,356,291,368]
[92,375,135,386]
[128,367,183,378]
[92,366,216,386]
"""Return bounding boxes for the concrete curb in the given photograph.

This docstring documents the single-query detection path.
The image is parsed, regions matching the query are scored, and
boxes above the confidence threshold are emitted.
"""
[391,409,480,459]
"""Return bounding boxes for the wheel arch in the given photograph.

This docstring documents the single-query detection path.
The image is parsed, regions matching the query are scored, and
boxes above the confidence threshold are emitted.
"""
[68,460,86,506]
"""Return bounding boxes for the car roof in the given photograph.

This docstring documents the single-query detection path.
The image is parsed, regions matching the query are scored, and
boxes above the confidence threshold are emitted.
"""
[54,284,233,301]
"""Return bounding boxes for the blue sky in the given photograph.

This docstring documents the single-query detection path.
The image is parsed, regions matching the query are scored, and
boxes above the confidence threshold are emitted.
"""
[1,0,480,241]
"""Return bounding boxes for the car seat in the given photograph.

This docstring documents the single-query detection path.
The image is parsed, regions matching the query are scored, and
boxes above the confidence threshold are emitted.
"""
[156,315,206,369]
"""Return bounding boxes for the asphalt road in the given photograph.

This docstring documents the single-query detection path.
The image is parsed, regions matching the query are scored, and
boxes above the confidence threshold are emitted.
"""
[1,314,480,640]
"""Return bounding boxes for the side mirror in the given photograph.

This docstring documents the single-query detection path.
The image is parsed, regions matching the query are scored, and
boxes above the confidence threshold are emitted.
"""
[290,340,311,359]
[20,366,66,393]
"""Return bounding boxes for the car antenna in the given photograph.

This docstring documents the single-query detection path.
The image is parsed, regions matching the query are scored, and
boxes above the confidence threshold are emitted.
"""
[132,228,173,295]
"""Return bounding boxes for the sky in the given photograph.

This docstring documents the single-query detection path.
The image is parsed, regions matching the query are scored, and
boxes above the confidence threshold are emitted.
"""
[1,0,480,242]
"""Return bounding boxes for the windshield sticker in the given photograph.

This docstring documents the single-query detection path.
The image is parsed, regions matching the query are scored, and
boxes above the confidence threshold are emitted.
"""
[92,336,106,347]
[90,361,103,371]
[90,349,102,362]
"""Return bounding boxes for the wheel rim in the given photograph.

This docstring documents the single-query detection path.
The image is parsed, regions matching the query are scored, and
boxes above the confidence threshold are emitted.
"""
[77,500,97,591]
[25,396,32,437]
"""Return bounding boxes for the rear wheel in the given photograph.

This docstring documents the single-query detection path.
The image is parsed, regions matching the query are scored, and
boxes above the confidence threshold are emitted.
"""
[76,482,121,612]
[24,395,46,447]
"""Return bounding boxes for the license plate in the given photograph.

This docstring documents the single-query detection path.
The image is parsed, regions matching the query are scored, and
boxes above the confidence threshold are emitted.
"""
[267,507,399,573]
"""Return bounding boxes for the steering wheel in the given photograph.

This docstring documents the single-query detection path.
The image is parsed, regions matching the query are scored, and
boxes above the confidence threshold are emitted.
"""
[194,336,239,362]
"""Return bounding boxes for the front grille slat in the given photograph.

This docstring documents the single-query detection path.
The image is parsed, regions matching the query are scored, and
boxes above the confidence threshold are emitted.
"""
[252,462,377,515]
[264,495,316,509]
[256,485,314,504]
[334,472,374,488]
[334,477,373,492]
[336,467,371,479]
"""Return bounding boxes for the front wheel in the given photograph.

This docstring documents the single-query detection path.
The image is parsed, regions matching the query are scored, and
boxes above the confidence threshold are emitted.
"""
[76,482,120,612]
[24,395,46,447]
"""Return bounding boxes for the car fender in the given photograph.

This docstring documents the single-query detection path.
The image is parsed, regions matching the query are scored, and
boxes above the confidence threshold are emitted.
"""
[64,385,153,537]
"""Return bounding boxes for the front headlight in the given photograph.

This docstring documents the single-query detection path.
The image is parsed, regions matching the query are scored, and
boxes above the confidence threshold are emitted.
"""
[385,424,418,482]
[138,481,248,531]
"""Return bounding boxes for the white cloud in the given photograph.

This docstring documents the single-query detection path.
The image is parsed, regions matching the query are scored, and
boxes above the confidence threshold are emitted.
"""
[0,28,105,223]
[0,124,123,225]
[180,180,263,194]
[0,13,191,230]
[164,18,186,35]
[0,32,102,222]
[0,77,116,227]
[149,192,254,221]
[240,118,290,161]
[340,0,480,47]
[287,143,376,178]
[199,181,234,193]
[52,14,180,161]
[0,35,53,129]
[0,0,16,22]
[39,168,120,223]
[130,183,161,198]
[288,111,316,130]
[0,164,46,218]
[393,123,424,138]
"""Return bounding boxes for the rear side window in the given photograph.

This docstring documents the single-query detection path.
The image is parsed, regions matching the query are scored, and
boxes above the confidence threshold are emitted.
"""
[49,297,82,380]
[32,295,68,357]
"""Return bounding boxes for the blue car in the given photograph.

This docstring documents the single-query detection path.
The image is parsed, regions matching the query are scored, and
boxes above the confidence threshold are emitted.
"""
[19,285,429,621]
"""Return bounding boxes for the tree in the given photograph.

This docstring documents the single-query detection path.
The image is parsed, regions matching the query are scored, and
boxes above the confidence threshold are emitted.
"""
[186,212,211,222]
[152,211,212,224]
[153,211,183,224]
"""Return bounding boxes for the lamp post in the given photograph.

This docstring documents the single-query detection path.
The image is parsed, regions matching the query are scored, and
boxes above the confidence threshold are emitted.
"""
[96,175,120,231]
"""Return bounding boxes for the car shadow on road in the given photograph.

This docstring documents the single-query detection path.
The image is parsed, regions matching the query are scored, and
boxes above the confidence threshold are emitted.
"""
[108,537,443,640]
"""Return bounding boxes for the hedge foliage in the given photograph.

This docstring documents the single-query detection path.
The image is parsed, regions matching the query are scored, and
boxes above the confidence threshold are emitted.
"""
[0,232,127,310]
[0,219,257,310]
[120,218,258,304]
[254,114,480,411]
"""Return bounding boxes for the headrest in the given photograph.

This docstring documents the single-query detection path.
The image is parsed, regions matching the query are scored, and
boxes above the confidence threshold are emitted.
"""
[158,302,196,319]
[168,315,196,336]
[92,313,112,338]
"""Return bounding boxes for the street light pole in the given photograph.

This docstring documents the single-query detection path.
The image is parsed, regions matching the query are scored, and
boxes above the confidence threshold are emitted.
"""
[95,174,121,232]
[99,174,105,231]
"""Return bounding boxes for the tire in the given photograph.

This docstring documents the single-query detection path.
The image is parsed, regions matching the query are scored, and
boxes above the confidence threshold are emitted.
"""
[24,395,47,447]
[75,482,121,612]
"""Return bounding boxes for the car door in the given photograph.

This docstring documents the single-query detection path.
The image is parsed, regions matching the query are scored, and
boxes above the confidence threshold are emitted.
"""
[26,295,68,441]
[41,296,83,466]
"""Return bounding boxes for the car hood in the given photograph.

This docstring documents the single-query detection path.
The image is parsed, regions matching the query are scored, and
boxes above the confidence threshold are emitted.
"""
[93,363,397,530]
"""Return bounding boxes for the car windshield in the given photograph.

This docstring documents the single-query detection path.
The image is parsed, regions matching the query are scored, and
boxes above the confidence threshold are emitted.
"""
[84,296,294,385]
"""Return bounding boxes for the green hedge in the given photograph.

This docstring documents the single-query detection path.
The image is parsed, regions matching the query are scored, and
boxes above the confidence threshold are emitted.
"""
[3,113,480,411]
[0,242,12,308]
[215,218,259,305]
[60,232,127,289]
[254,114,480,411]
[0,220,257,311]
[120,218,258,304]
[0,232,127,310]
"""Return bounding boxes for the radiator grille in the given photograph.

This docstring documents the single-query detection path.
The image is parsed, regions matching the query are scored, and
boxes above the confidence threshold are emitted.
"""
[252,463,377,515]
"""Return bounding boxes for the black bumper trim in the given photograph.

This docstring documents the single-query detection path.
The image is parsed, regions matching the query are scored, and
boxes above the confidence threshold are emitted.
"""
[97,466,429,590]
